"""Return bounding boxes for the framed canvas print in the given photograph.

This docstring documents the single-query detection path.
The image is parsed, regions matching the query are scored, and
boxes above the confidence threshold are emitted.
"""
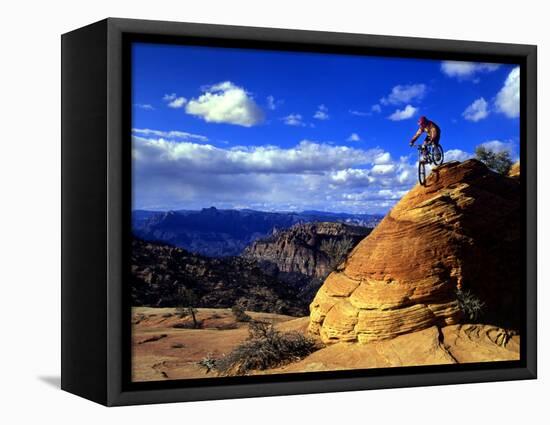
[61,18,537,406]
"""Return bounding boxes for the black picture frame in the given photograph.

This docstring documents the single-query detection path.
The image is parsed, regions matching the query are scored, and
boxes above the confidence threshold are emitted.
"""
[61,17,537,406]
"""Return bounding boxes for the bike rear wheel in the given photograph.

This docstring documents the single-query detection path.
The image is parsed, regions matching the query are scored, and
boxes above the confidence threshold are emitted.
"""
[432,144,444,166]
[418,161,426,186]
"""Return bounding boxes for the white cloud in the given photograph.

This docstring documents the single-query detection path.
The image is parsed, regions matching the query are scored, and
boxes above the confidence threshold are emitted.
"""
[134,103,154,110]
[373,152,392,164]
[313,104,330,120]
[441,61,500,79]
[132,137,422,214]
[445,149,472,162]
[328,161,417,192]
[266,95,283,110]
[495,67,520,118]
[185,81,264,127]
[133,137,384,175]
[380,84,426,105]
[479,140,514,153]
[283,114,306,127]
[388,105,417,121]
[163,93,187,109]
[462,97,489,122]
[371,164,396,175]
[132,128,208,142]
[347,133,361,142]
[371,104,382,113]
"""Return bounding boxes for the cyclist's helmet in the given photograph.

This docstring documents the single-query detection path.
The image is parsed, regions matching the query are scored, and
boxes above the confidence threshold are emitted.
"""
[418,116,429,127]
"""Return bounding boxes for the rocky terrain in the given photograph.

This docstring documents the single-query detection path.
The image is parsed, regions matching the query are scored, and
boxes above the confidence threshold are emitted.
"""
[244,222,370,279]
[132,207,381,257]
[131,238,307,316]
[132,222,372,316]
[132,307,519,381]
[309,159,521,344]
[132,159,522,381]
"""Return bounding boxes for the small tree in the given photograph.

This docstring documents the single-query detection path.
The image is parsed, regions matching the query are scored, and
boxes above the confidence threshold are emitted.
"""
[175,287,200,328]
[475,145,513,175]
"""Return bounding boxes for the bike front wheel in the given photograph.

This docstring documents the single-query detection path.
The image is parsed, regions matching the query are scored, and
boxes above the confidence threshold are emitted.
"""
[418,161,426,186]
[432,144,444,166]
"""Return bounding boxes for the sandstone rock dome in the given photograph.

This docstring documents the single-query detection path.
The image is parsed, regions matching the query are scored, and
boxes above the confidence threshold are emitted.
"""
[309,159,521,344]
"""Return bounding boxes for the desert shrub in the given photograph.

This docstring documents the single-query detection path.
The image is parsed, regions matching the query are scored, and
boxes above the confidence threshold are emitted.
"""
[475,146,513,175]
[171,343,185,349]
[197,354,218,374]
[231,304,252,322]
[456,288,486,321]
[212,321,318,376]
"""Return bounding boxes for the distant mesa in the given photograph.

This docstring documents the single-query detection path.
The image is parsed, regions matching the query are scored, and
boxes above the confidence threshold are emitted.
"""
[244,222,371,279]
[309,159,521,344]
[132,207,382,257]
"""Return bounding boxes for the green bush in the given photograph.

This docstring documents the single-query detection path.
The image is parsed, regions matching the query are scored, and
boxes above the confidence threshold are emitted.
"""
[475,145,513,175]
[456,288,486,321]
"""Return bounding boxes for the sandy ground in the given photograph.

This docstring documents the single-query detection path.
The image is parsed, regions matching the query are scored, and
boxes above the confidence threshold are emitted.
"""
[131,307,310,381]
[132,307,519,382]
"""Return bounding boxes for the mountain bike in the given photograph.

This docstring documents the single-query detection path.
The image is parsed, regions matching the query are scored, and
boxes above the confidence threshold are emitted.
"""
[415,141,444,186]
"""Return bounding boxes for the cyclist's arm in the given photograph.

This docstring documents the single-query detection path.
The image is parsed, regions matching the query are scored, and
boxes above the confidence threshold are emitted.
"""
[410,127,422,145]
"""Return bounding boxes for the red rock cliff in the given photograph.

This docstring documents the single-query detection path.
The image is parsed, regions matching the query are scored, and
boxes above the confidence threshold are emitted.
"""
[309,160,521,344]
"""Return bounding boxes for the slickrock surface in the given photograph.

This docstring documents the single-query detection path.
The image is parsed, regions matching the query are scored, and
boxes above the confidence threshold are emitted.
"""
[268,324,519,373]
[309,160,521,344]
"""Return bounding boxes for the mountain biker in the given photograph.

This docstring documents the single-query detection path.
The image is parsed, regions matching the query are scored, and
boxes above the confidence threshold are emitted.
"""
[409,116,441,153]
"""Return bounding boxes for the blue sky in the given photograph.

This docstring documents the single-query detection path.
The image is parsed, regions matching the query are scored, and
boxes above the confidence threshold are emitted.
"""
[131,42,520,214]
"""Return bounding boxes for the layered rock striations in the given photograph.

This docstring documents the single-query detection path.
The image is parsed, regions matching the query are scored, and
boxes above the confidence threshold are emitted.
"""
[244,222,371,279]
[309,160,521,344]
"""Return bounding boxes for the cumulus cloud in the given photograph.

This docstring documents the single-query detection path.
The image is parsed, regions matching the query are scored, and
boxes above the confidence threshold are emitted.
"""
[445,149,472,162]
[328,155,417,191]
[441,61,500,79]
[462,97,489,122]
[313,104,330,120]
[132,137,423,214]
[479,140,514,154]
[388,105,417,121]
[133,137,384,175]
[347,133,361,142]
[132,128,208,142]
[495,67,520,118]
[380,84,426,105]
[283,114,306,127]
[163,93,187,108]
[185,81,264,127]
